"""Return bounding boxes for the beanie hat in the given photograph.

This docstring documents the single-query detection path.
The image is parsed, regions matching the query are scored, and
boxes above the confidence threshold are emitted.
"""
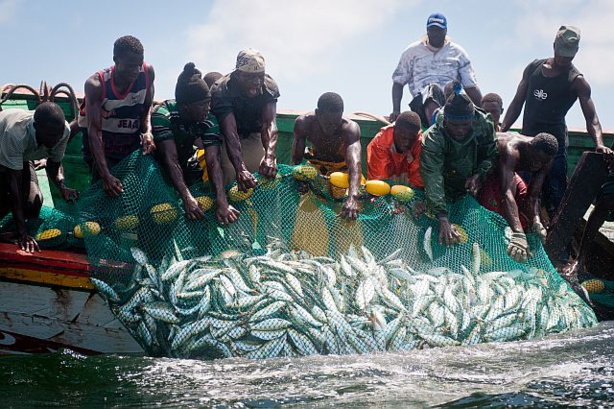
[443,82,474,121]
[175,62,210,104]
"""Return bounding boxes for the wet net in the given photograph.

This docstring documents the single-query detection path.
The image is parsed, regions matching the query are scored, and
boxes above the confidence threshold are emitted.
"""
[29,152,601,358]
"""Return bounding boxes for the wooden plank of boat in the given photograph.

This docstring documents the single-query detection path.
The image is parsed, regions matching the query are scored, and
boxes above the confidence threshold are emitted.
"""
[545,152,609,264]
[0,243,143,355]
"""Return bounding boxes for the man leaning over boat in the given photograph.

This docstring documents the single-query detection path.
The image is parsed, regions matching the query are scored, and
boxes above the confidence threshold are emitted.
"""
[152,62,239,225]
[292,92,362,219]
[0,102,78,252]
[78,35,156,197]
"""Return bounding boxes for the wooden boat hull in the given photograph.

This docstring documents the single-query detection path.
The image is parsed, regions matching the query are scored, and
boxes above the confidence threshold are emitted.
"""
[0,243,143,355]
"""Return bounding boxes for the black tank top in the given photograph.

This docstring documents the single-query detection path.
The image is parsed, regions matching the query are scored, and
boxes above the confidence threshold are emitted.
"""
[521,58,581,152]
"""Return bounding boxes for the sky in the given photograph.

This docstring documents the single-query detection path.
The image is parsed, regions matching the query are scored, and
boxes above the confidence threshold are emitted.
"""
[1,0,613,132]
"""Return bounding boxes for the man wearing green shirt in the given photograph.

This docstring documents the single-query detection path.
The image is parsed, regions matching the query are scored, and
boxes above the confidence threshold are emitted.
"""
[420,83,497,246]
[153,63,238,225]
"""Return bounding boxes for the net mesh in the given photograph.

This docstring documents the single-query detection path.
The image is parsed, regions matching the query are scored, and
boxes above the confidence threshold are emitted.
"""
[4,152,599,358]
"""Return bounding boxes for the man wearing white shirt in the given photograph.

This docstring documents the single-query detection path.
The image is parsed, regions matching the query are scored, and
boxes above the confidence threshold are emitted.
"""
[0,102,78,252]
[391,13,482,125]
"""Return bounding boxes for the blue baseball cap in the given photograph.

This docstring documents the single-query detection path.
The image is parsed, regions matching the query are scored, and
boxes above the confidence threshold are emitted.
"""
[427,13,447,29]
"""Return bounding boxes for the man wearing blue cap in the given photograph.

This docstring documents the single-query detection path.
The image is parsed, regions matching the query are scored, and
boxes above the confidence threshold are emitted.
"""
[391,13,483,125]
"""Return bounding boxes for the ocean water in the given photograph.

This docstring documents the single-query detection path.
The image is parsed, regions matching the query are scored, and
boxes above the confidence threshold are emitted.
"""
[1,321,613,408]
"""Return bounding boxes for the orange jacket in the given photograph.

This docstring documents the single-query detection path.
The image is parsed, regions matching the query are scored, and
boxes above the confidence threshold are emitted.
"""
[366,125,423,188]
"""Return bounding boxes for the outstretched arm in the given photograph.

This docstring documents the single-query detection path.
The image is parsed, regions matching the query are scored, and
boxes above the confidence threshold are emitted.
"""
[291,116,308,165]
[45,160,78,202]
[575,76,613,157]
[84,75,123,196]
[206,145,240,224]
[219,113,257,191]
[501,63,532,132]
[6,168,39,252]
[259,101,278,178]
[139,64,156,155]
[391,82,404,121]
[340,121,362,220]
[158,139,202,220]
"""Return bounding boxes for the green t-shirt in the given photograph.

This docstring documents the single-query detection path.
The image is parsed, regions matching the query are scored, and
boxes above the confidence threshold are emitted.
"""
[152,100,222,168]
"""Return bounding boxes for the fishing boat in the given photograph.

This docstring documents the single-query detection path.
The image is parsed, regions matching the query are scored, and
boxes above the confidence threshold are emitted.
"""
[1,83,613,355]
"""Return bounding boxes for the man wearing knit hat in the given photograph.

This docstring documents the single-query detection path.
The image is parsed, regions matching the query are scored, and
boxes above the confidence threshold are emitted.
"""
[391,13,482,126]
[420,83,497,246]
[502,25,613,223]
[367,110,423,188]
[211,49,280,191]
[153,63,239,225]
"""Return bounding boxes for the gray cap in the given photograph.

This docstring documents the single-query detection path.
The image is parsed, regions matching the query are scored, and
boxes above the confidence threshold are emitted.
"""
[554,25,580,57]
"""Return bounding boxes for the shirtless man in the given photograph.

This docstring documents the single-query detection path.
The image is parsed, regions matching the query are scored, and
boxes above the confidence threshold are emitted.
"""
[478,132,558,262]
[292,92,362,219]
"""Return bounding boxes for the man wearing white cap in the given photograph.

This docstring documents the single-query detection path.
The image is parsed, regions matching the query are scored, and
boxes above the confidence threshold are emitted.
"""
[391,13,482,125]
[211,48,280,190]
[502,25,613,221]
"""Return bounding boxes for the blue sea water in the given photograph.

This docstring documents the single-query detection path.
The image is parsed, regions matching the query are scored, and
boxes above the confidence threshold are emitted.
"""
[1,321,613,408]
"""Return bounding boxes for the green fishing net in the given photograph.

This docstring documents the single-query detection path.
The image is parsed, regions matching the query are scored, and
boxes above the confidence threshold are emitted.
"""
[6,151,599,359]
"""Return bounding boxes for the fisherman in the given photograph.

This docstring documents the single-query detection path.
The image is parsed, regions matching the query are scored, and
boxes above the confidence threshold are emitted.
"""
[366,110,423,188]
[79,35,156,197]
[0,102,78,252]
[420,83,497,246]
[204,71,223,89]
[210,48,279,190]
[481,93,504,132]
[391,13,482,125]
[292,92,362,219]
[152,63,239,225]
[563,169,614,283]
[501,25,614,219]
[477,132,558,262]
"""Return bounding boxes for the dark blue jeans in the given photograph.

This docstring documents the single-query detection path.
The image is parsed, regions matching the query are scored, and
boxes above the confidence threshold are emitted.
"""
[542,152,568,220]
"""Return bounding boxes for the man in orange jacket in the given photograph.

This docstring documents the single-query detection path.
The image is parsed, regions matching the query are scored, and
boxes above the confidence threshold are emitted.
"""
[366,111,423,188]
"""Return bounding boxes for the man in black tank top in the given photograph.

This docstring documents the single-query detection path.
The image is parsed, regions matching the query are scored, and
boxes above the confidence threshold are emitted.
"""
[501,26,613,224]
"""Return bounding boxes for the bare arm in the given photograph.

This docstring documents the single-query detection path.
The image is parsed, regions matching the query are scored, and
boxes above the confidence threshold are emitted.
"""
[219,113,257,191]
[340,121,362,220]
[391,82,404,121]
[139,64,156,154]
[465,86,483,108]
[259,101,279,178]
[501,64,532,132]
[498,150,523,233]
[291,116,308,165]
[205,145,239,224]
[525,161,550,224]
[7,168,39,252]
[575,76,611,156]
[45,160,78,202]
[158,139,202,220]
[84,75,123,196]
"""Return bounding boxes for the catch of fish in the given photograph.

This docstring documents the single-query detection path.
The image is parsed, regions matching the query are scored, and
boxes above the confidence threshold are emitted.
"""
[90,239,597,359]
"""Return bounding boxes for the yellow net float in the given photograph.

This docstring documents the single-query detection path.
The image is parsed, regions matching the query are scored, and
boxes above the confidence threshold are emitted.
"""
[73,221,101,239]
[452,223,469,244]
[195,196,214,212]
[582,279,605,294]
[291,165,318,181]
[114,215,139,231]
[150,203,179,225]
[36,228,62,241]
[228,185,254,202]
[390,185,415,203]
[364,180,391,197]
